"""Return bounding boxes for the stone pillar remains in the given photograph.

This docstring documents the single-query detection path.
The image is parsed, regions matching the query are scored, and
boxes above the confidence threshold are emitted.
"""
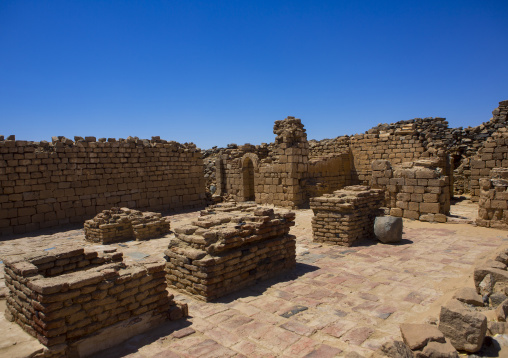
[371,159,450,222]
[84,207,171,243]
[477,168,508,230]
[165,202,296,301]
[309,185,384,246]
[3,247,186,356]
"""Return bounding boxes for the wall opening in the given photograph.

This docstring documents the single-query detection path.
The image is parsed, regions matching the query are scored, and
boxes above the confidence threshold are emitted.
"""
[243,157,255,201]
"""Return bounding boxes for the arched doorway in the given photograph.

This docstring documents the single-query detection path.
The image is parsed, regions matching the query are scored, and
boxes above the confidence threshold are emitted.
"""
[243,157,255,201]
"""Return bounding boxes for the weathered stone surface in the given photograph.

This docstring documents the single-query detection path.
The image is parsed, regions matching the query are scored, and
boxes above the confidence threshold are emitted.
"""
[371,340,413,358]
[474,267,508,294]
[489,292,508,308]
[374,216,403,244]
[420,339,458,358]
[438,299,487,353]
[495,299,508,321]
[452,287,484,306]
[400,323,445,350]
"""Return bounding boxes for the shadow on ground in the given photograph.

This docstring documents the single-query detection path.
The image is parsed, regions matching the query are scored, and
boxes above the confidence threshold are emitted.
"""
[93,318,193,358]
[211,262,320,304]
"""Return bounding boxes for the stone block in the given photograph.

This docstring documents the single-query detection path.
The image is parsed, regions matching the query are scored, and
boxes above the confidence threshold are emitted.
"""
[438,299,487,353]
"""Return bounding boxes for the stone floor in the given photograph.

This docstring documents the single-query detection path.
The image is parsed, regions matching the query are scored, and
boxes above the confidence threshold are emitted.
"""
[1,200,507,357]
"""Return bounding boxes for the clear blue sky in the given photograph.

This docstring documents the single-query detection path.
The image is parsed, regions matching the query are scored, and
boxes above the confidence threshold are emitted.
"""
[1,1,507,149]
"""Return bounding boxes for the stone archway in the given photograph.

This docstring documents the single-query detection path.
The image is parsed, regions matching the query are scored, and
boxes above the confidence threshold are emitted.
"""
[241,153,259,202]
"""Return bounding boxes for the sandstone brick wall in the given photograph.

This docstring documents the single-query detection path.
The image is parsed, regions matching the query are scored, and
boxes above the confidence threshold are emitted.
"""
[0,136,206,236]
[215,117,310,208]
[84,207,171,244]
[165,202,296,301]
[4,246,183,352]
[371,159,450,222]
[310,185,384,246]
[477,168,508,229]
[304,153,353,200]
[470,128,508,201]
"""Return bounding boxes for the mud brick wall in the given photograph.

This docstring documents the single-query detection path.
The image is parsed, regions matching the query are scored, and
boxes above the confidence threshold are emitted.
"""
[371,159,450,222]
[3,246,182,351]
[470,128,508,201]
[477,168,508,229]
[84,207,170,243]
[304,153,353,200]
[310,185,384,246]
[0,137,205,236]
[165,202,296,301]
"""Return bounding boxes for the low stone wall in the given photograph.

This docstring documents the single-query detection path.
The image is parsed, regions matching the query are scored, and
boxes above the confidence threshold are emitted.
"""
[4,246,185,355]
[371,159,450,222]
[164,202,296,301]
[309,185,384,246]
[84,207,171,243]
[477,168,508,230]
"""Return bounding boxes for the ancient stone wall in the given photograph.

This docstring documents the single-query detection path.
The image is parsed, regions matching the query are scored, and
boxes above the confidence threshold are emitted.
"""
[304,153,353,200]
[371,159,450,222]
[84,207,171,244]
[165,203,296,301]
[477,168,508,229]
[4,246,183,353]
[470,127,508,201]
[0,136,206,236]
[310,185,384,246]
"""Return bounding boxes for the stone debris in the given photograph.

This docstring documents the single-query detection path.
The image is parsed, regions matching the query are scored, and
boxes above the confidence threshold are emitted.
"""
[400,323,446,350]
[374,216,403,244]
[452,287,484,306]
[310,185,384,246]
[3,246,186,356]
[164,202,296,301]
[370,340,414,358]
[420,339,458,358]
[84,207,171,243]
[438,299,487,353]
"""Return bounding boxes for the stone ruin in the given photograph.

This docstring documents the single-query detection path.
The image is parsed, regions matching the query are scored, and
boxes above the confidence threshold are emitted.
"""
[3,246,187,357]
[310,185,384,246]
[165,202,296,301]
[371,159,450,222]
[84,207,171,243]
[477,168,508,229]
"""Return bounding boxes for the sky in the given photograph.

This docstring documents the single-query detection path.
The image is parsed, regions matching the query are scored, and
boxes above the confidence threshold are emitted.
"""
[1,1,507,149]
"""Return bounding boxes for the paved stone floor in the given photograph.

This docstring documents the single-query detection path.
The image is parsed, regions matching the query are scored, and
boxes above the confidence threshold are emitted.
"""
[1,200,507,357]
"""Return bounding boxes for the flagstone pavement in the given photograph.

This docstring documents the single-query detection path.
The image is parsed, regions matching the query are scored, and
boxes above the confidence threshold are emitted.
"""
[0,202,507,357]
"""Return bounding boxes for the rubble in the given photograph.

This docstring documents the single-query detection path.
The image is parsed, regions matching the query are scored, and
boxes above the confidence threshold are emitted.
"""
[84,207,170,243]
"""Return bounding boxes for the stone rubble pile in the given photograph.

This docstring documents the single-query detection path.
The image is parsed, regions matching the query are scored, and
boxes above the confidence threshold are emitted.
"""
[310,185,384,246]
[3,246,186,357]
[84,207,171,243]
[165,202,296,301]
[374,246,508,357]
